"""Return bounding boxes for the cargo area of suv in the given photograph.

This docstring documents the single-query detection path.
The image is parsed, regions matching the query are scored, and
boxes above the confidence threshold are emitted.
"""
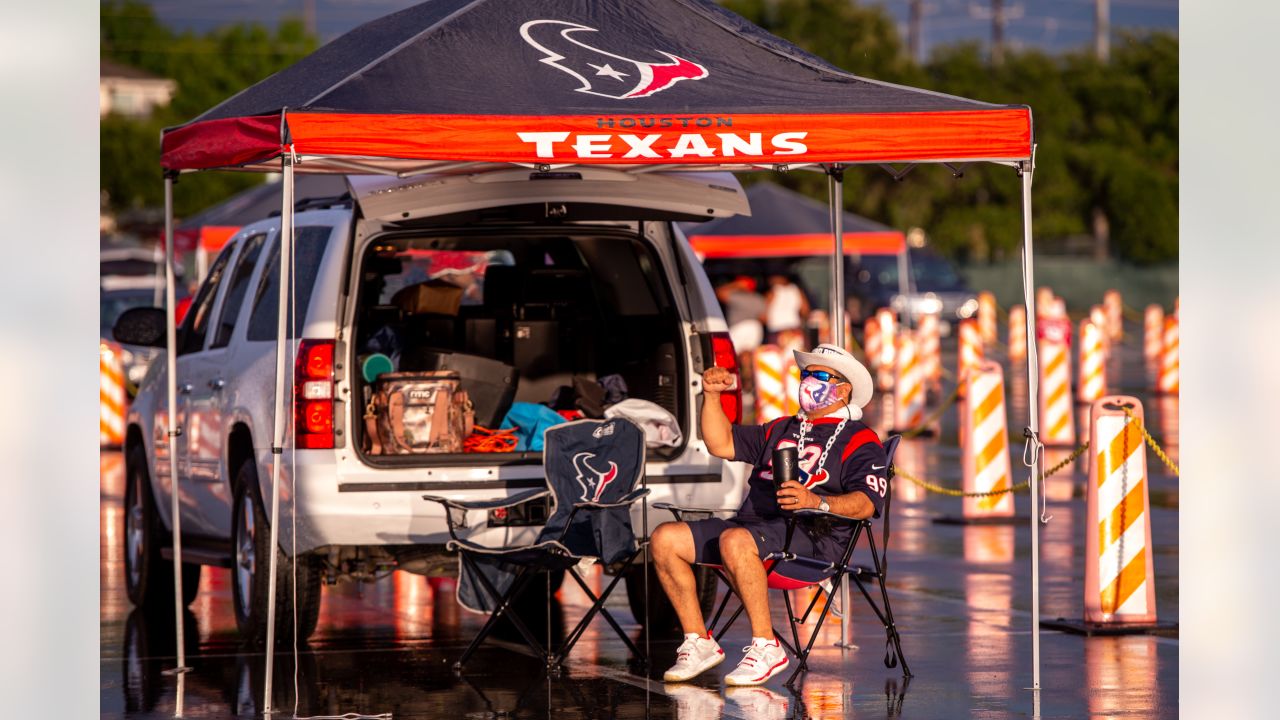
[351,225,688,465]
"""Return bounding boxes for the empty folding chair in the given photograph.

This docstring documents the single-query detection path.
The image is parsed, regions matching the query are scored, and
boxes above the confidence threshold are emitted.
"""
[655,434,910,685]
[424,417,649,672]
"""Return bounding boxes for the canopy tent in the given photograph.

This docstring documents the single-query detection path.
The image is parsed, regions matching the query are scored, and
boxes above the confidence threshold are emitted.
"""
[683,181,905,258]
[155,0,1044,714]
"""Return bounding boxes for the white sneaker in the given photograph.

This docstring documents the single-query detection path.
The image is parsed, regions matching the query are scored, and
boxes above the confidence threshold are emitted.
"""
[666,683,725,719]
[663,633,725,682]
[725,686,790,720]
[724,637,789,686]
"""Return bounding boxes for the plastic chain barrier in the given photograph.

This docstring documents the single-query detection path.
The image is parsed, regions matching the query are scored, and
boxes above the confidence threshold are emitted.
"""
[899,384,962,439]
[1121,406,1180,477]
[895,441,1090,498]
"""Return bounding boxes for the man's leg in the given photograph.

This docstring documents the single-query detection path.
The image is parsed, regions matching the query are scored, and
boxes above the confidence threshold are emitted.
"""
[651,521,707,636]
[718,527,774,639]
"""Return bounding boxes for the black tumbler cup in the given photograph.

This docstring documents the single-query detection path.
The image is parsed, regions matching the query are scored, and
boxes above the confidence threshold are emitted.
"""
[773,446,799,489]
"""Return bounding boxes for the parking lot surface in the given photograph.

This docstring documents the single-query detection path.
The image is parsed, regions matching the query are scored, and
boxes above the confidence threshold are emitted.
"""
[100,333,1177,719]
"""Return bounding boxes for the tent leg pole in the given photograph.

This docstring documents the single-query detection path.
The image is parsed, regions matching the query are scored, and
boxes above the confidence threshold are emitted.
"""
[262,154,295,717]
[162,173,190,718]
[1018,156,1042,703]
[827,165,845,348]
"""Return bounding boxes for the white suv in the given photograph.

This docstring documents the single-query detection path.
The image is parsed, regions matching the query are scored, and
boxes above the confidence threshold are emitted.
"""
[119,169,750,641]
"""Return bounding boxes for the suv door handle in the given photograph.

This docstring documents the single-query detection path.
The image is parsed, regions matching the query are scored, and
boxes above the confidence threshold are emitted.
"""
[208,378,226,391]
[179,383,194,395]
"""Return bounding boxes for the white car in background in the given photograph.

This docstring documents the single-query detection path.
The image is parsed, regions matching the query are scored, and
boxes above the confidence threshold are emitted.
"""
[116,169,751,641]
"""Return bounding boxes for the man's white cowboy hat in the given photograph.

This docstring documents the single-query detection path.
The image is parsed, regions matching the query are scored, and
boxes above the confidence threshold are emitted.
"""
[793,343,874,409]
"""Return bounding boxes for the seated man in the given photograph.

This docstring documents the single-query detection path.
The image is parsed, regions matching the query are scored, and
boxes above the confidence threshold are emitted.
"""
[652,343,887,686]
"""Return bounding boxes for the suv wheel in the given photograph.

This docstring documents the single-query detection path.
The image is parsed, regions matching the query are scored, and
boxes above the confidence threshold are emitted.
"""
[231,459,323,644]
[625,562,717,632]
[124,444,200,608]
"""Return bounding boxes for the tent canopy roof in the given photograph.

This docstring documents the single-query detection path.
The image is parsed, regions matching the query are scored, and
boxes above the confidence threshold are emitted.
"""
[161,0,1031,172]
[684,182,904,258]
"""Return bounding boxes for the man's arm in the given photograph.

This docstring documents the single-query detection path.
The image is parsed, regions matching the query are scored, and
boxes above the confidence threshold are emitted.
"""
[701,366,736,459]
[776,483,875,520]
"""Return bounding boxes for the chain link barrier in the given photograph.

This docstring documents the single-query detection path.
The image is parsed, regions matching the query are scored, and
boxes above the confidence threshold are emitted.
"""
[1121,406,1180,476]
[894,440,1091,498]
[899,383,961,438]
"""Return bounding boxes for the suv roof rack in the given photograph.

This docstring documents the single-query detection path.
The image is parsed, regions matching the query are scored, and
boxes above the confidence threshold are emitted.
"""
[268,193,354,217]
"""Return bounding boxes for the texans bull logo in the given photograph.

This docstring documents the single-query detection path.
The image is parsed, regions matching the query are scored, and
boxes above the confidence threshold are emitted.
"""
[520,19,708,100]
[572,452,619,502]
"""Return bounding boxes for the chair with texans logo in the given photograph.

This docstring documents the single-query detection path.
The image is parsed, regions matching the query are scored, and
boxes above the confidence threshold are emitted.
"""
[654,434,910,686]
[424,417,649,673]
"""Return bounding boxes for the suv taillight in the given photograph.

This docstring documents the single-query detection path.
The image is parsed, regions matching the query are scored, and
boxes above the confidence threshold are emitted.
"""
[710,332,742,424]
[295,340,335,449]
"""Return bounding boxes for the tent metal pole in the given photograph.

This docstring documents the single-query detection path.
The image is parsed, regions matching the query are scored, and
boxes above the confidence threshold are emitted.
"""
[161,173,190,717]
[827,165,845,348]
[262,154,295,717]
[1018,155,1043,698]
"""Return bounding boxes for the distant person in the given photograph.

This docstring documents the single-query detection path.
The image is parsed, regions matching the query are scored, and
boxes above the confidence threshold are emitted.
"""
[716,276,766,358]
[764,274,809,344]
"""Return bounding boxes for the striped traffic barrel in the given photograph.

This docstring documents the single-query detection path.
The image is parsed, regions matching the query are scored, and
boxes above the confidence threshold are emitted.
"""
[961,360,1015,519]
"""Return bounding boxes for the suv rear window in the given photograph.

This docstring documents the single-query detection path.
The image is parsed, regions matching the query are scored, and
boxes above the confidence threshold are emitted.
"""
[247,227,331,342]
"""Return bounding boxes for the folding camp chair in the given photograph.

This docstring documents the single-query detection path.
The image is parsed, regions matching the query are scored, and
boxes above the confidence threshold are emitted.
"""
[654,434,910,685]
[424,418,649,673]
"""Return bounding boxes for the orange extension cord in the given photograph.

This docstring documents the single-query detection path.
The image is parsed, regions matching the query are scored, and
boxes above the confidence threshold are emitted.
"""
[464,425,519,453]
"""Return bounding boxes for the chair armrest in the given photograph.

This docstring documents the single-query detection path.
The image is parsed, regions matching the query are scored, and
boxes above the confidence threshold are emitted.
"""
[573,488,651,510]
[652,502,736,519]
[421,488,550,511]
[792,508,868,525]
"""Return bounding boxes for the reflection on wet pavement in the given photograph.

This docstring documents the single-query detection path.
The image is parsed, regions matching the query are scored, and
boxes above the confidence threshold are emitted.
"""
[101,332,1176,719]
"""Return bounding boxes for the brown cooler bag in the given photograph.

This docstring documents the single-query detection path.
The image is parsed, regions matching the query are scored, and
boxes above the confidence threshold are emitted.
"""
[365,371,474,454]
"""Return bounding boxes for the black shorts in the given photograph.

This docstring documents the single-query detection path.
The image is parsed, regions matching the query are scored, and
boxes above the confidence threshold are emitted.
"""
[685,516,840,568]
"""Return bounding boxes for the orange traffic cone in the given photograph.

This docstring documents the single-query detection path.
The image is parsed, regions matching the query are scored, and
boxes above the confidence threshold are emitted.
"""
[917,311,942,394]
[1143,304,1164,361]
[1157,316,1179,395]
[1008,304,1027,361]
[1103,289,1123,341]
[1038,332,1076,447]
[1090,305,1111,360]
[957,317,983,386]
[1042,397,1175,634]
[892,331,927,434]
[1036,287,1055,318]
[1077,319,1107,404]
[863,315,882,375]
[977,291,998,344]
[936,360,1018,525]
[752,346,787,423]
[100,341,126,448]
[875,308,896,391]
[779,332,804,415]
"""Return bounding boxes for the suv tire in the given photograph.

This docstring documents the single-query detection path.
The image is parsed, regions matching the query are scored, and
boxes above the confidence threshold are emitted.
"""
[625,562,717,632]
[231,459,323,644]
[124,444,200,608]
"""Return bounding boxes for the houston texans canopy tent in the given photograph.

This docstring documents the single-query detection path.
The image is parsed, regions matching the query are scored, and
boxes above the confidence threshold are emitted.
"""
[154,0,1044,712]
[684,182,905,259]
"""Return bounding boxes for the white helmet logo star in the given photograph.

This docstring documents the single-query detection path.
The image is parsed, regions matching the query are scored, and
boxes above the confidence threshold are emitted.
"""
[589,62,628,81]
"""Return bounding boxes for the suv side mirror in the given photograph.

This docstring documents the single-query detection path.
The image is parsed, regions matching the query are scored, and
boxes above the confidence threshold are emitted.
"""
[113,307,168,348]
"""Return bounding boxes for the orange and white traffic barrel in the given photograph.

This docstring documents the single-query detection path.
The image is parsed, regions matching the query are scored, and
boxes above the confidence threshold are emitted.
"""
[1103,289,1123,341]
[875,308,896,391]
[778,332,805,416]
[1036,287,1055,319]
[917,311,942,393]
[1143,304,1164,360]
[1038,333,1076,447]
[1089,305,1110,359]
[1008,304,1027,361]
[977,291,998,344]
[863,315,882,375]
[961,360,1015,520]
[957,317,983,387]
[1084,397,1159,625]
[892,331,925,432]
[752,345,787,423]
[1157,316,1179,395]
[100,341,126,448]
[1077,319,1107,404]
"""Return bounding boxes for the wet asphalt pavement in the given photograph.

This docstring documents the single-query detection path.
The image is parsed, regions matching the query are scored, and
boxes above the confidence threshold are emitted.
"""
[100,324,1178,719]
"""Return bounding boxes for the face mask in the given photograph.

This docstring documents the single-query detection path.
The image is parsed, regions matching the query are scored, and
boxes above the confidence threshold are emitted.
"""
[798,376,844,413]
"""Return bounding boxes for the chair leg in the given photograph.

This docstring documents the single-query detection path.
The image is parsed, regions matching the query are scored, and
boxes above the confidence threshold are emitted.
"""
[556,556,646,666]
[781,591,804,665]
[866,532,912,677]
[454,559,547,671]
[784,572,844,686]
[707,567,736,635]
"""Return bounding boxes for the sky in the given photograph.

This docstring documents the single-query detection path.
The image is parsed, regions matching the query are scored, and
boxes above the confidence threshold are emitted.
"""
[144,0,1177,59]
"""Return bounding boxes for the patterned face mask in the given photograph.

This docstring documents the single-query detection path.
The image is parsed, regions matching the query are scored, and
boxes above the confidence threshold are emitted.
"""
[798,376,844,413]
